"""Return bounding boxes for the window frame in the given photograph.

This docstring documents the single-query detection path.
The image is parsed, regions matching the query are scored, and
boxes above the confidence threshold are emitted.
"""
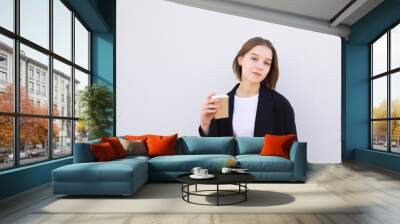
[370,20,400,154]
[0,0,92,171]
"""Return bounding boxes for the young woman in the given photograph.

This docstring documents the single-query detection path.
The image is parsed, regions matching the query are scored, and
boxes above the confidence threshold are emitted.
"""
[199,37,296,137]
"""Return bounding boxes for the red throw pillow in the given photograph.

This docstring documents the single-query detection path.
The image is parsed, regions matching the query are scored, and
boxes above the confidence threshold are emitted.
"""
[146,134,178,157]
[101,137,127,158]
[91,142,117,161]
[259,134,297,159]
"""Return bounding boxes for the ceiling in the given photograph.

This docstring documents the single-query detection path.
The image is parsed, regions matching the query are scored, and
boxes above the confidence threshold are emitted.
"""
[166,0,384,39]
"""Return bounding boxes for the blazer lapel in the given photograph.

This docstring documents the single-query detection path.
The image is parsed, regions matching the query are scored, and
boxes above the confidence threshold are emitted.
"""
[253,86,273,136]
[226,84,240,136]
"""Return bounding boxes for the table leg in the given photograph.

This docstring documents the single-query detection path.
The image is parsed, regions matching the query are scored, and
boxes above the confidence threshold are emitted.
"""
[245,183,247,201]
[195,184,197,192]
[217,184,219,206]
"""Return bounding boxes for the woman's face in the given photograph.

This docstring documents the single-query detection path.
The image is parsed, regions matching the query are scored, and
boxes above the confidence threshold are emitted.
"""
[238,45,273,84]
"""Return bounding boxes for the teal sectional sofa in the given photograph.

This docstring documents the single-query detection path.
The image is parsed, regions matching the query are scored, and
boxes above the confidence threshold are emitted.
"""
[52,136,307,196]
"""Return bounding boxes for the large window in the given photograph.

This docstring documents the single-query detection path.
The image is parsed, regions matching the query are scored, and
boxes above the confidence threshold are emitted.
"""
[371,23,400,154]
[0,0,91,171]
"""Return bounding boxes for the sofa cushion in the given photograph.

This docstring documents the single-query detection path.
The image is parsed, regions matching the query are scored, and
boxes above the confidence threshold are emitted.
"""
[179,136,235,155]
[236,155,293,172]
[52,159,147,183]
[235,137,263,155]
[148,154,235,172]
[115,155,150,163]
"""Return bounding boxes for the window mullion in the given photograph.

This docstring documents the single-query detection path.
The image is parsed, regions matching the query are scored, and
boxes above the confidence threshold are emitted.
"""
[388,30,391,152]
[370,45,373,149]
[48,0,53,160]
[71,10,76,155]
[14,0,20,167]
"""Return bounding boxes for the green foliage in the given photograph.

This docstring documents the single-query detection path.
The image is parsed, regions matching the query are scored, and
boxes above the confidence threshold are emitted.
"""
[79,84,114,140]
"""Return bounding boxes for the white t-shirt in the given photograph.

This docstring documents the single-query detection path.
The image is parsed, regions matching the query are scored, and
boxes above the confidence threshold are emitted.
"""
[232,94,259,137]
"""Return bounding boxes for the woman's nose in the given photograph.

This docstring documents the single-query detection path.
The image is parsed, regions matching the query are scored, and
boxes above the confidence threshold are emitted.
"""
[256,61,263,69]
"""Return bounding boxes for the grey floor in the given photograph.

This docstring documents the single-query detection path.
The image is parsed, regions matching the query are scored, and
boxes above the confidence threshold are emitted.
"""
[1,162,400,224]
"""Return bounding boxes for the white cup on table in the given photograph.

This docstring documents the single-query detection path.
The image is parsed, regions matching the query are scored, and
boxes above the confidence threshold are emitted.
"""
[199,169,208,176]
[191,167,202,176]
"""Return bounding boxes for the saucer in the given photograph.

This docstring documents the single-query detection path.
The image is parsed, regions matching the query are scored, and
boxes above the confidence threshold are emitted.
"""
[190,174,215,179]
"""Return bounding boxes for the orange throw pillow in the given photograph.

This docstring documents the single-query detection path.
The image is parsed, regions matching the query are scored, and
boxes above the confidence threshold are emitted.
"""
[91,142,117,161]
[101,137,127,158]
[260,134,297,159]
[124,135,149,142]
[146,134,178,157]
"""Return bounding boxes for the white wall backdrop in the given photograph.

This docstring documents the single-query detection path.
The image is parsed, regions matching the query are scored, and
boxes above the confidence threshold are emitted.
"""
[116,0,341,163]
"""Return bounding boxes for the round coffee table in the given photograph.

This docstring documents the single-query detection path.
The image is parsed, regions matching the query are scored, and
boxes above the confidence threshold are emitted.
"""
[177,172,255,206]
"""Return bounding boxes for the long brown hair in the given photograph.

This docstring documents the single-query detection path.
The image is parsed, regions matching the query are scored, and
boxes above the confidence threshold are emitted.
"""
[232,37,279,90]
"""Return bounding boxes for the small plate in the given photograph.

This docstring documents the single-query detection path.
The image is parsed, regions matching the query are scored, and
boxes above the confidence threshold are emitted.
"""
[190,174,215,179]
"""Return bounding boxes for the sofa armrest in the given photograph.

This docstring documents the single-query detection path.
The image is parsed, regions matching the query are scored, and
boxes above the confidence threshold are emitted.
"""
[73,140,100,163]
[289,141,307,181]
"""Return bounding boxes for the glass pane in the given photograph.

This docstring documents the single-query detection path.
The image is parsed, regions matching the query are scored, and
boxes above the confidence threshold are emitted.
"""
[53,59,72,117]
[372,121,388,151]
[74,69,89,118]
[0,0,14,31]
[372,33,387,76]
[391,24,400,70]
[53,119,72,157]
[20,117,49,165]
[53,0,72,60]
[74,17,89,70]
[392,72,400,118]
[20,44,49,115]
[391,120,400,153]
[75,120,88,143]
[372,77,387,119]
[0,116,13,170]
[20,0,49,49]
[0,34,14,112]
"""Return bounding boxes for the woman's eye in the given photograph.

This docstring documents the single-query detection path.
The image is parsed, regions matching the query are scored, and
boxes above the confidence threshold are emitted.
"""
[251,57,257,61]
[264,62,270,65]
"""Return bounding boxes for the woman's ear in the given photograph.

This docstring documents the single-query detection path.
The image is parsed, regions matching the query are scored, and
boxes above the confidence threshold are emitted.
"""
[238,56,243,66]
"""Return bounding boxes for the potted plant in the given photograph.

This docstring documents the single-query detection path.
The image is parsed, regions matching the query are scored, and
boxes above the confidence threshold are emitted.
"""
[79,84,114,140]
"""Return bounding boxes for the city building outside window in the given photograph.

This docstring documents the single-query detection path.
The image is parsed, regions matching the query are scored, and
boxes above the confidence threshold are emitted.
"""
[28,81,34,93]
[0,71,6,85]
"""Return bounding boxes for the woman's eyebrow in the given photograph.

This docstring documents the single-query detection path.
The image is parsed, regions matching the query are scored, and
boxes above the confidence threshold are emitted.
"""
[250,53,272,61]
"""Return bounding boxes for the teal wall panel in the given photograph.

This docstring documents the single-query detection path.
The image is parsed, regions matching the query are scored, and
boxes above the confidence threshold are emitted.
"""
[91,32,114,135]
[0,158,72,199]
[355,149,400,172]
[92,33,113,88]
[343,44,370,159]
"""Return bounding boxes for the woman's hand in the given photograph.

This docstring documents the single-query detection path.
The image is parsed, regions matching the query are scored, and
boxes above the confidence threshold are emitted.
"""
[200,92,221,135]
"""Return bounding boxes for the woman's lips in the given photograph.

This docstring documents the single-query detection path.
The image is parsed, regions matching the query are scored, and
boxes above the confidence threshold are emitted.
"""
[252,72,262,76]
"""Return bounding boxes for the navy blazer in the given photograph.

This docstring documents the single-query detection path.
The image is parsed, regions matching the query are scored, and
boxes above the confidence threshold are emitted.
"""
[199,83,297,137]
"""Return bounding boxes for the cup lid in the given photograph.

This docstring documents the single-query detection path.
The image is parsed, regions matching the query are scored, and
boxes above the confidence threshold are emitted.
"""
[211,94,229,99]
